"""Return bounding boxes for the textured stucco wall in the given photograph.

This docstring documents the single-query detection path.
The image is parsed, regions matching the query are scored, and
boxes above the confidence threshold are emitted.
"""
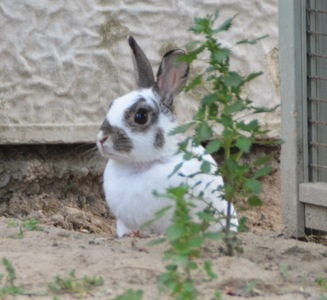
[0,0,279,144]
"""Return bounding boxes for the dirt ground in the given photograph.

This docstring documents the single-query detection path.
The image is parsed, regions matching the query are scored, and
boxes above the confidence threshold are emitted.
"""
[0,145,327,299]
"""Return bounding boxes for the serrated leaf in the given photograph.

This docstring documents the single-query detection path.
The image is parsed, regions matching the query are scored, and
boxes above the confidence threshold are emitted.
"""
[197,122,213,140]
[167,185,188,198]
[146,237,167,246]
[246,179,262,195]
[205,140,221,154]
[253,154,273,166]
[169,162,184,178]
[214,15,236,33]
[203,232,224,240]
[201,94,218,106]
[166,224,185,240]
[251,104,280,114]
[183,152,193,161]
[237,216,249,232]
[227,99,245,114]
[185,75,202,92]
[114,289,143,300]
[188,236,204,248]
[237,120,260,132]
[185,40,201,51]
[248,195,263,206]
[200,161,211,173]
[236,34,268,45]
[221,114,233,128]
[190,17,210,33]
[204,260,218,279]
[169,122,195,135]
[213,48,231,63]
[155,205,173,218]
[254,166,273,179]
[244,71,263,83]
[225,72,243,88]
[236,137,252,153]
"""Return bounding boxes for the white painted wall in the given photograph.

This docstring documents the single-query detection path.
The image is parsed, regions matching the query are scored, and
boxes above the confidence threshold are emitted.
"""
[0,0,279,144]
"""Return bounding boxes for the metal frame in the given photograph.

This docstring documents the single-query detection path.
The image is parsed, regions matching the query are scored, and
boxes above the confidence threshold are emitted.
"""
[279,0,307,236]
[280,0,327,236]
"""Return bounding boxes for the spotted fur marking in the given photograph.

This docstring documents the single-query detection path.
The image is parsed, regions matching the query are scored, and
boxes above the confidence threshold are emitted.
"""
[100,119,133,153]
[124,97,159,132]
[154,128,165,148]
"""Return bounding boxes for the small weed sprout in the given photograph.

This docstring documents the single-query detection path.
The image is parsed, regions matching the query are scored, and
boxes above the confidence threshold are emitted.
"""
[316,276,327,292]
[280,264,289,280]
[0,258,24,298]
[6,219,18,228]
[22,219,44,232]
[113,289,144,300]
[48,271,104,296]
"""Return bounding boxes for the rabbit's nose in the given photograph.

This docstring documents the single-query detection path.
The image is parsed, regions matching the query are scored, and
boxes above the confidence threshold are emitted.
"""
[99,136,108,145]
[97,131,109,145]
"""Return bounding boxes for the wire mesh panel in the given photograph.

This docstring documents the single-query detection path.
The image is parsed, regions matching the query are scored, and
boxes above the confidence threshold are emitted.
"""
[280,0,327,235]
[301,0,327,232]
[307,0,327,182]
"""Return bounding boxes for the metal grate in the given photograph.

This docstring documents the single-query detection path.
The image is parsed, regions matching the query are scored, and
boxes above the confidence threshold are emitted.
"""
[307,0,327,182]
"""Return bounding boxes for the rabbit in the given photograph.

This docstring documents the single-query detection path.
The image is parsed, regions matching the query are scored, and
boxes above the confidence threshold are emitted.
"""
[96,36,238,237]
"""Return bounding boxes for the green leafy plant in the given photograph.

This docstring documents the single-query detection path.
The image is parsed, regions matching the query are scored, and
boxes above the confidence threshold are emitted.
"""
[280,264,289,280]
[6,219,18,228]
[156,185,221,299]
[245,281,257,296]
[150,11,278,300]
[172,11,277,255]
[22,219,44,232]
[0,258,24,299]
[316,276,327,292]
[321,294,327,300]
[113,289,144,300]
[48,271,104,296]
[116,11,278,300]
[14,219,44,239]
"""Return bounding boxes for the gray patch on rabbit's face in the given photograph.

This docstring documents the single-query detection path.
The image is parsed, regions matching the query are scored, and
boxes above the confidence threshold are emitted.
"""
[154,128,165,148]
[112,127,133,152]
[124,97,159,132]
[100,119,133,153]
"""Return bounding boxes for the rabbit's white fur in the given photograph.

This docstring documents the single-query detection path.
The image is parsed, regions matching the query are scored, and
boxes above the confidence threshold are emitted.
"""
[97,36,238,237]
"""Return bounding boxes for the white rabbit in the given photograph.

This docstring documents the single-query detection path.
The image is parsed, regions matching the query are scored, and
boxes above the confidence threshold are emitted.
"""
[97,36,238,237]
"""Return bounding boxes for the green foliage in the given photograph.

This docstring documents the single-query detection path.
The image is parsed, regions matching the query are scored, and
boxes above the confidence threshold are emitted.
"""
[280,264,289,280]
[154,186,223,300]
[6,219,18,228]
[0,258,24,299]
[48,271,104,296]
[153,10,278,300]
[157,187,201,299]
[316,276,327,292]
[22,219,44,232]
[11,219,44,239]
[115,10,277,300]
[321,294,327,300]
[174,11,278,255]
[113,289,144,300]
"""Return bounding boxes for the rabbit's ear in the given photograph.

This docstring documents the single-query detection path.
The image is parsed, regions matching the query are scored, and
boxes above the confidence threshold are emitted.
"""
[128,36,155,88]
[156,49,189,108]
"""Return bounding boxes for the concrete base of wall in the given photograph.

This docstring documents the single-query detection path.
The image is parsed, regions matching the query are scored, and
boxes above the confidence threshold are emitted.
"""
[0,144,115,234]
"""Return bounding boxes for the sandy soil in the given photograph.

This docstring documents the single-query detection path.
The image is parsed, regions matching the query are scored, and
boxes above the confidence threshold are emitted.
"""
[0,147,326,299]
[0,217,326,300]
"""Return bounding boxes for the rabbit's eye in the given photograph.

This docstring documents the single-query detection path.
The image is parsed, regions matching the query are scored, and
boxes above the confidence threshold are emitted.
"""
[134,108,148,125]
